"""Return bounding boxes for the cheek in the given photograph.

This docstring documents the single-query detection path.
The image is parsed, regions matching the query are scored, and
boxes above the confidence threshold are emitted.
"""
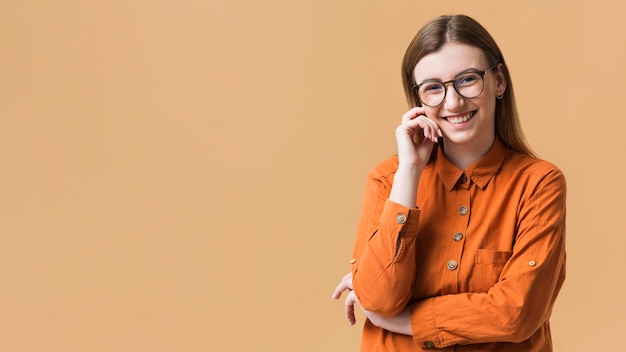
[473,88,497,110]
[424,107,441,120]
[476,97,497,119]
[484,79,500,97]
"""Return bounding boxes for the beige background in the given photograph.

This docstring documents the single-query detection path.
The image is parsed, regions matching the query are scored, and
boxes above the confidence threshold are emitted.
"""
[1,0,624,351]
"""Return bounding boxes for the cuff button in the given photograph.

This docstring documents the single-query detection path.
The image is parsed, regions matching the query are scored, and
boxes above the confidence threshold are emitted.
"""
[396,213,407,224]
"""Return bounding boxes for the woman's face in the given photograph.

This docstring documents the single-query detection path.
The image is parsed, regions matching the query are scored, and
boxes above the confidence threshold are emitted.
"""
[413,42,506,149]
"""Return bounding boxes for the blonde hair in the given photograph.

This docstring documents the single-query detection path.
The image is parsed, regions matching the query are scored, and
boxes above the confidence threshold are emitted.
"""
[401,15,535,157]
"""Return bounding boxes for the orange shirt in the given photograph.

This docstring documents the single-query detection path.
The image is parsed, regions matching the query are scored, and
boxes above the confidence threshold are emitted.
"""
[350,138,566,351]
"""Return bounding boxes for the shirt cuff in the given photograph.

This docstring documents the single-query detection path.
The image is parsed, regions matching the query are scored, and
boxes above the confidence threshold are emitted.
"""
[379,199,421,237]
[410,298,442,349]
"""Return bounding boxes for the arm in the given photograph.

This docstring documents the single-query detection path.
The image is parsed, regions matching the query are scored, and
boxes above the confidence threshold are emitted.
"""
[406,168,567,347]
[362,306,412,335]
[349,165,420,316]
[351,108,441,317]
[332,271,412,334]
[359,167,567,345]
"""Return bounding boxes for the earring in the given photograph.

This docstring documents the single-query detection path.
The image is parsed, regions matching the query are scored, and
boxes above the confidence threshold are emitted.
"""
[496,94,503,100]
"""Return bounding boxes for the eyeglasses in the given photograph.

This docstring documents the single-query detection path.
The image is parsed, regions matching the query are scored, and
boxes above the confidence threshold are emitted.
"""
[412,66,498,107]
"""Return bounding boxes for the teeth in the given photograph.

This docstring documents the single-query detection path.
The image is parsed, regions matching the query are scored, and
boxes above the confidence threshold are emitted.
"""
[448,113,472,124]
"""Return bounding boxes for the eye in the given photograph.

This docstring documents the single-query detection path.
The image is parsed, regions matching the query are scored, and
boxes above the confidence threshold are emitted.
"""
[421,82,444,94]
[456,73,480,86]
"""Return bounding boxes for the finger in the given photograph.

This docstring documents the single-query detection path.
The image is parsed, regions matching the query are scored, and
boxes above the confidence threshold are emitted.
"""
[405,115,438,142]
[331,273,353,299]
[345,291,357,326]
[343,272,353,290]
[420,116,438,142]
[332,282,347,299]
[401,107,427,124]
[426,117,443,140]
[420,117,441,142]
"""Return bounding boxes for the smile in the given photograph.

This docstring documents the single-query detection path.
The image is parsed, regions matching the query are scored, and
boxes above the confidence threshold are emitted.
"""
[445,112,475,124]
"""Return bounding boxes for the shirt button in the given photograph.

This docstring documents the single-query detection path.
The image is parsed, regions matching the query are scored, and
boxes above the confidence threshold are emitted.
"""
[458,206,468,216]
[350,258,356,264]
[452,232,463,241]
[529,260,536,267]
[458,173,467,184]
[423,341,435,349]
[396,213,407,224]
[447,260,458,270]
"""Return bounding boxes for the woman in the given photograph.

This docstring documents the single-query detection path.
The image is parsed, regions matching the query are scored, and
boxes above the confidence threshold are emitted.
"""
[332,15,566,351]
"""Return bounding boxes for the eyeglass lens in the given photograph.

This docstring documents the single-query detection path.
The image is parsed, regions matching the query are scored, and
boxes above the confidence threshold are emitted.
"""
[418,71,485,107]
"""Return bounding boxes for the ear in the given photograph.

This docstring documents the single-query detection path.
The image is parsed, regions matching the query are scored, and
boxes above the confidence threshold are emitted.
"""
[495,63,507,96]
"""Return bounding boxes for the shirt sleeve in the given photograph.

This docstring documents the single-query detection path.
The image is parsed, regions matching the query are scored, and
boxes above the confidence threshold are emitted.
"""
[409,167,567,348]
[350,160,421,317]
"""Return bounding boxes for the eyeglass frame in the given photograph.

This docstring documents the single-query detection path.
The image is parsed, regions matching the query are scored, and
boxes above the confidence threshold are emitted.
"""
[411,66,499,107]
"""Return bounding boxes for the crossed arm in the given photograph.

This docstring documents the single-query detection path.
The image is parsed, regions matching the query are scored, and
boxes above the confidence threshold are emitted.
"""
[330,108,440,336]
[331,272,412,335]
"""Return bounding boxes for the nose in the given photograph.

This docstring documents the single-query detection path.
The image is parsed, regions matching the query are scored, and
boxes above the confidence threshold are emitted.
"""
[443,83,464,110]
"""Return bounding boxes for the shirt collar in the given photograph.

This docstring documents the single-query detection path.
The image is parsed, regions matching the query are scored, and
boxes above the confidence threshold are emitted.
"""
[435,137,506,191]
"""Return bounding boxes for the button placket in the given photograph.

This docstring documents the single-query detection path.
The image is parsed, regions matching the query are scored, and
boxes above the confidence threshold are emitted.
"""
[441,184,471,294]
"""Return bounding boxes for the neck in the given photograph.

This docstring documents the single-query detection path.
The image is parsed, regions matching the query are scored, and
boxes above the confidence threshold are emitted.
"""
[442,134,495,170]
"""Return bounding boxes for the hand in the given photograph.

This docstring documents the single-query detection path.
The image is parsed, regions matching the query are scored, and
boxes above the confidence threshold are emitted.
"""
[395,107,442,168]
[332,272,412,333]
[388,108,442,207]
[331,272,359,326]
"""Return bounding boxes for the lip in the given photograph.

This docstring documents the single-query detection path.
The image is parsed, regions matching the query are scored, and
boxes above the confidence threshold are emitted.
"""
[443,111,475,127]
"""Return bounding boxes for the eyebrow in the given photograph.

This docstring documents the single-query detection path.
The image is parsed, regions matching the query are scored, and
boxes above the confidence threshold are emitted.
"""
[415,67,482,85]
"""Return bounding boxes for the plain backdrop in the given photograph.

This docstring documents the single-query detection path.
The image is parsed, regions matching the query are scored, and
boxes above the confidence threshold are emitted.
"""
[1,1,625,351]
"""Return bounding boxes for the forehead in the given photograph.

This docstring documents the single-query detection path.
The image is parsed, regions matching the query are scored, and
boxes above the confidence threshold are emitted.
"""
[413,42,487,82]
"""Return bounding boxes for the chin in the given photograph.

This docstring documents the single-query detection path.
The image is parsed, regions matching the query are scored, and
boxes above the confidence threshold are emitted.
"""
[442,132,476,145]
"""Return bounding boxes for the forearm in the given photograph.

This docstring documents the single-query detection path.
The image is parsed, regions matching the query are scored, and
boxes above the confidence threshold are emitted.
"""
[352,200,420,316]
[364,306,412,336]
[350,158,424,316]
[409,230,566,347]
[388,164,422,208]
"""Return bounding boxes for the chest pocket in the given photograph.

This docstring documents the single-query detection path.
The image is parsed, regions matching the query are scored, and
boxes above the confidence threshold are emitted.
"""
[471,249,513,293]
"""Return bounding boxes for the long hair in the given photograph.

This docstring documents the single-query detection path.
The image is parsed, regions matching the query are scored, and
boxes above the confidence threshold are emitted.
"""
[401,15,535,157]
